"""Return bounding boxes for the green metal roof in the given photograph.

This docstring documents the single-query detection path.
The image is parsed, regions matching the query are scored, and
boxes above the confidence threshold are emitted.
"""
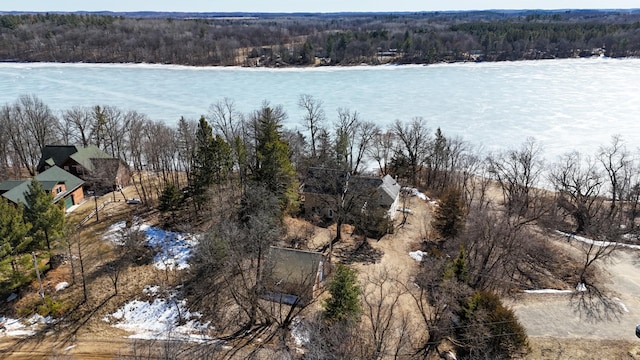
[0,180,24,192]
[0,166,84,207]
[69,145,113,172]
[37,145,113,173]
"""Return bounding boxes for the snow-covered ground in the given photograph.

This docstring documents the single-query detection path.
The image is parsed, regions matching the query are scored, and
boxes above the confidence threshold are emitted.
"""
[523,289,572,294]
[556,230,640,250]
[103,290,211,342]
[102,221,198,270]
[102,223,211,341]
[0,314,53,338]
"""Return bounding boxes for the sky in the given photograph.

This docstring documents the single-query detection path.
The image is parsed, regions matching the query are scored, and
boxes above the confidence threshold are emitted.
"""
[0,0,638,13]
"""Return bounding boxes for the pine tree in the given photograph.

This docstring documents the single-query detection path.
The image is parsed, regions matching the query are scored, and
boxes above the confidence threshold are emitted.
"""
[211,134,233,184]
[0,199,31,260]
[189,117,233,209]
[23,179,65,252]
[324,264,361,322]
[444,245,470,284]
[158,183,181,213]
[252,105,298,212]
[431,187,466,239]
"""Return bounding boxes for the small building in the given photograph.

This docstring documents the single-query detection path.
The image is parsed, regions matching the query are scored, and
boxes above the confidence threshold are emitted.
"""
[303,167,401,221]
[0,166,84,210]
[37,145,130,193]
[261,246,326,305]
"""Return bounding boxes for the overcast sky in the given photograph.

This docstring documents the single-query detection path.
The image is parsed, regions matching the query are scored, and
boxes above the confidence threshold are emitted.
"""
[1,0,638,13]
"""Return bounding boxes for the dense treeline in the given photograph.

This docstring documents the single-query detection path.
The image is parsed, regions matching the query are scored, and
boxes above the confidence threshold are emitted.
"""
[0,11,639,66]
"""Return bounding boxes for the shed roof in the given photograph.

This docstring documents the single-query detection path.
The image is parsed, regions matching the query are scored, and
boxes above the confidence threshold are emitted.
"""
[265,246,324,288]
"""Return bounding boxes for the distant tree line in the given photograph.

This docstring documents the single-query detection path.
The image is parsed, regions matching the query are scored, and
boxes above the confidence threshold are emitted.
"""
[0,11,639,66]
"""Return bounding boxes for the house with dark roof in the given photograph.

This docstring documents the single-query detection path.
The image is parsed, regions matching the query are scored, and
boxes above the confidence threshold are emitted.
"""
[37,145,130,193]
[0,166,84,210]
[261,246,326,305]
[303,167,401,222]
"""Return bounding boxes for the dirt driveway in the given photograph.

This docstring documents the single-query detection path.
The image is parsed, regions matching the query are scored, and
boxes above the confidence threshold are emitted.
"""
[510,243,640,359]
[509,243,640,342]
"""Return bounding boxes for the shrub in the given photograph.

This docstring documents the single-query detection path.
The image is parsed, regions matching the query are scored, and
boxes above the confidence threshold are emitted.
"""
[457,290,529,359]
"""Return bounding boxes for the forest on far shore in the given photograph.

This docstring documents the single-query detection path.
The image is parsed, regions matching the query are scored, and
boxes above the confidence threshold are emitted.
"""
[0,10,639,66]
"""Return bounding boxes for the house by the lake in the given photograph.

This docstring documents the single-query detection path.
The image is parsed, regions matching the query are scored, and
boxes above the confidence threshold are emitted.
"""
[37,145,130,193]
[303,167,402,222]
[0,166,84,210]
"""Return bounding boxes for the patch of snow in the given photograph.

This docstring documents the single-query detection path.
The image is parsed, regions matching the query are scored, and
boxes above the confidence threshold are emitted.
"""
[409,250,427,262]
[143,285,160,296]
[145,227,197,271]
[104,296,210,342]
[102,221,197,271]
[523,289,572,294]
[614,297,629,313]
[64,345,76,351]
[576,282,587,292]
[405,187,429,201]
[291,317,309,347]
[55,282,69,292]
[1,314,53,338]
[557,230,640,250]
[6,293,17,302]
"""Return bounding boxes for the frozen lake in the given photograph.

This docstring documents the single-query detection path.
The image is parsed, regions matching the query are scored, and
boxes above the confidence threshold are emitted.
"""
[1,58,639,160]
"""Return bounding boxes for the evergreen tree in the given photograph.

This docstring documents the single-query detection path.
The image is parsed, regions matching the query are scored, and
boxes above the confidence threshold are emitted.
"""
[23,179,65,251]
[444,246,470,284]
[158,183,181,213]
[252,105,298,212]
[189,116,233,209]
[211,134,233,184]
[0,199,31,259]
[458,290,529,358]
[324,264,361,322]
[431,187,466,239]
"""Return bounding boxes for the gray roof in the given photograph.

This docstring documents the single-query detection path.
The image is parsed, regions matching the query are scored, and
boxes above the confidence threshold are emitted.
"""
[265,246,324,287]
[304,167,349,195]
[305,168,400,206]
[377,175,401,206]
[262,246,324,304]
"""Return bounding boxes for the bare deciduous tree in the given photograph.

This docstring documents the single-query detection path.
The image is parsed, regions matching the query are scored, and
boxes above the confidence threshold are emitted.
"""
[368,129,395,176]
[392,117,431,186]
[298,94,326,160]
[487,138,547,222]
[549,151,604,235]
[4,95,60,175]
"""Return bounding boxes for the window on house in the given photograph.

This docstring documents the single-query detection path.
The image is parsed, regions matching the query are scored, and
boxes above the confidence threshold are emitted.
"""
[56,187,62,194]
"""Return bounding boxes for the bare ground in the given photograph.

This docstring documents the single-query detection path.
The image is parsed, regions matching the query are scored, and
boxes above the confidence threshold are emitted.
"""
[4,182,640,358]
